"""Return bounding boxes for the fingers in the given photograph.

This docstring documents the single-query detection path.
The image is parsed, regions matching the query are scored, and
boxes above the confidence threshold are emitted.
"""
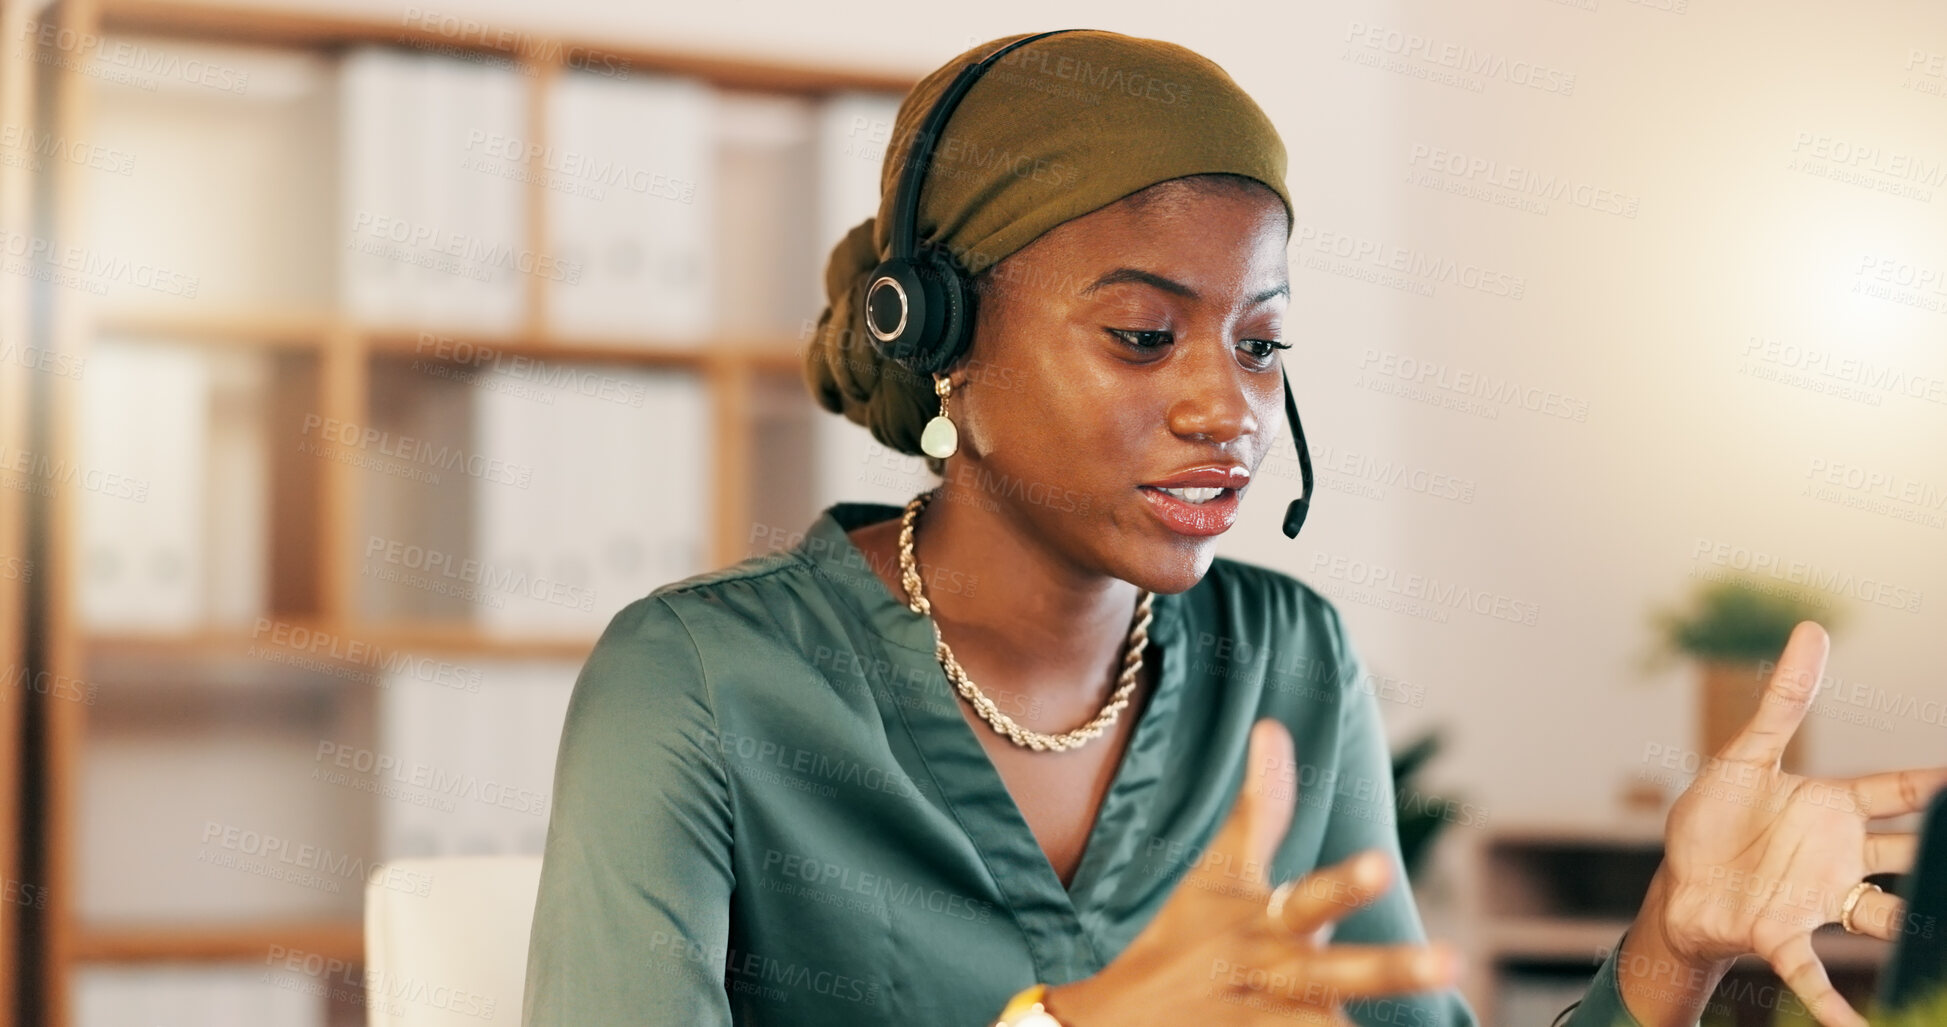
[1843,886,1909,943]
[1298,942,1459,998]
[1243,719,1298,879]
[1265,850,1391,938]
[1864,832,1918,875]
[1848,766,1947,819]
[1759,931,1867,1027]
[1717,621,1828,766]
[1195,719,1299,895]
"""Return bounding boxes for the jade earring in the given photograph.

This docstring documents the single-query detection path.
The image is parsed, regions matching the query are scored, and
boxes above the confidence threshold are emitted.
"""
[920,373,959,459]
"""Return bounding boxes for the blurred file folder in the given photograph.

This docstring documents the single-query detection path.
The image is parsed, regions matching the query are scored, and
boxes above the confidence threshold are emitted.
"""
[545,71,716,343]
[78,339,230,630]
[377,661,578,858]
[339,48,527,332]
[471,367,709,636]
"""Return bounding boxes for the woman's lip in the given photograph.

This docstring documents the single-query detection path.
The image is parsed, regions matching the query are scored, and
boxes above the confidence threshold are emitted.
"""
[1137,485,1240,537]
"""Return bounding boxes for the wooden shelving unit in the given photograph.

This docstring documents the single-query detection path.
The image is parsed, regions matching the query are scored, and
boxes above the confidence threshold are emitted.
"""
[20,2,918,1023]
[0,8,34,1027]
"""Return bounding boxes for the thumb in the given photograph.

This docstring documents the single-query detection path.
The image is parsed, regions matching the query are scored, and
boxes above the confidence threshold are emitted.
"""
[1198,718,1298,892]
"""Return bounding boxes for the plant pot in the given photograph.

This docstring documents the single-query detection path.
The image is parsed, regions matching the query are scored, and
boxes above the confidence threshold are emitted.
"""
[1699,660,1807,774]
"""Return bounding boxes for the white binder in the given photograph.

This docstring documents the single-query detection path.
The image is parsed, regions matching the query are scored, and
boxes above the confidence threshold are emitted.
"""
[545,72,716,343]
[339,47,420,325]
[471,368,708,636]
[340,48,527,332]
[77,339,210,631]
[377,661,578,859]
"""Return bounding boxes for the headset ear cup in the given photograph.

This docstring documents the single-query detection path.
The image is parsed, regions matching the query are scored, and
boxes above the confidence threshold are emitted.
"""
[911,253,971,375]
[863,258,933,366]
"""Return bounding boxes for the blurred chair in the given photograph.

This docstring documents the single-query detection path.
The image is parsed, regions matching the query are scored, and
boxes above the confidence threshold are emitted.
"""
[362,856,543,1027]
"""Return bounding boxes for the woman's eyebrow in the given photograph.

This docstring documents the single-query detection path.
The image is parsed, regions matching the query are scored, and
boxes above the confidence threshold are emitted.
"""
[1080,267,1289,306]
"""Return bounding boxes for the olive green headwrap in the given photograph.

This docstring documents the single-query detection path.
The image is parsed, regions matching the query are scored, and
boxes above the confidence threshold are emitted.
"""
[803,29,1294,468]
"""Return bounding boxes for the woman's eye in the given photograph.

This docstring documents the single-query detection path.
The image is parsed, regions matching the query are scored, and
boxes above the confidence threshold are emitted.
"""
[1108,328,1172,351]
[1241,338,1293,362]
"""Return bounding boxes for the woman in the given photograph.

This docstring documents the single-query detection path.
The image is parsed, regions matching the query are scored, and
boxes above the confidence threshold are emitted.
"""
[522,29,1941,1027]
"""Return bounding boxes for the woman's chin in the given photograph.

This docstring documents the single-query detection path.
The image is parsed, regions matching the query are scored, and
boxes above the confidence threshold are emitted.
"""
[1121,540,1215,597]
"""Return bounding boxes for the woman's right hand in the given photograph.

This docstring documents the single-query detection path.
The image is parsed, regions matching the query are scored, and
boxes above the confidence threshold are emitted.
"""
[1039,719,1461,1026]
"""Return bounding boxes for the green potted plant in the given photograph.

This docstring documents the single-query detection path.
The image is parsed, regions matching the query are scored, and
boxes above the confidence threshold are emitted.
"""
[1645,574,1842,774]
[1392,728,1460,881]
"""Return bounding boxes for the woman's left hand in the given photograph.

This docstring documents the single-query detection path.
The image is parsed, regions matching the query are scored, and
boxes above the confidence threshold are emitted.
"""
[1621,620,1947,1027]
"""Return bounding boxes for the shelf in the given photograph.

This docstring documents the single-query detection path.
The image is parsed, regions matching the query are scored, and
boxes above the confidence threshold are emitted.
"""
[96,0,920,94]
[1483,917,1633,960]
[24,6,884,1024]
[85,309,810,372]
[1479,818,1666,847]
[94,309,333,349]
[365,327,805,372]
[72,919,363,964]
[86,623,600,662]
[1484,918,1890,972]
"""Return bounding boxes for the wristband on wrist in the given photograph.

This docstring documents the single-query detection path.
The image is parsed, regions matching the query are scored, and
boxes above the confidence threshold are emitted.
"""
[993,983,1064,1026]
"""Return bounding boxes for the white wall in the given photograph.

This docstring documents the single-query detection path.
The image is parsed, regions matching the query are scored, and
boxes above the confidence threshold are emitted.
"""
[230,0,1946,823]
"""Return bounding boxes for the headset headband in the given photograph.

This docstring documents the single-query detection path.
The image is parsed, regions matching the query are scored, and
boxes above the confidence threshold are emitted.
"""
[888,30,1083,264]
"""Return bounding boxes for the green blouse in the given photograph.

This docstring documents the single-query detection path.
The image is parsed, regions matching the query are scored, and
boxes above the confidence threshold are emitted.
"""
[522,501,1649,1026]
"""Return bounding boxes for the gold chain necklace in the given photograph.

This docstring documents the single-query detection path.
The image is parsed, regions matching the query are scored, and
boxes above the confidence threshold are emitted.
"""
[897,489,1154,753]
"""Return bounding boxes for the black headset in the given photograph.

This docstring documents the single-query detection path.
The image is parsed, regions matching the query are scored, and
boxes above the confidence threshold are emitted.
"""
[861,29,1315,539]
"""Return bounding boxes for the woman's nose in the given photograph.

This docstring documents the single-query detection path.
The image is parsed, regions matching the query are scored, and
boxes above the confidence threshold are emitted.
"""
[1166,339,1262,443]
